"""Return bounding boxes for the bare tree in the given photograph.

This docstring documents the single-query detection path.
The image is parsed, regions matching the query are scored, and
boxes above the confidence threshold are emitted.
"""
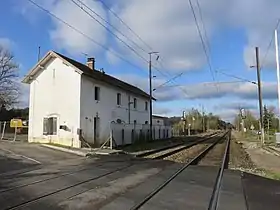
[0,46,19,108]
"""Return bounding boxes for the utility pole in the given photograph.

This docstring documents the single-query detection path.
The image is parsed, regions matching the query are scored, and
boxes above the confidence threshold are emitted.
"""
[149,52,159,140]
[255,47,265,144]
[201,105,205,132]
[275,30,280,132]
[38,46,41,62]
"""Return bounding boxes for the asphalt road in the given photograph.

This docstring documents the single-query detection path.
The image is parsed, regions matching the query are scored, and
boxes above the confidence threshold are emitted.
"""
[0,140,279,209]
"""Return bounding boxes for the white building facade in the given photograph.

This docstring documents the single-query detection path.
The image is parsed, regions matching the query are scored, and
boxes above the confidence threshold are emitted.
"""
[23,51,171,148]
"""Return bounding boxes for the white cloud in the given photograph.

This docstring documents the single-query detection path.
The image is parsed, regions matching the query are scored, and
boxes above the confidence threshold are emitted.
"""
[228,0,280,69]
[22,0,107,56]
[49,0,107,55]
[20,0,280,71]
[153,107,172,115]
[110,0,216,72]
[115,74,278,101]
[105,48,120,65]
[0,38,14,49]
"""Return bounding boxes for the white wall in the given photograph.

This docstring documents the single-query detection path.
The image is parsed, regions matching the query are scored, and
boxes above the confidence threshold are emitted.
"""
[80,75,150,146]
[28,57,81,147]
[111,123,172,146]
[152,118,165,126]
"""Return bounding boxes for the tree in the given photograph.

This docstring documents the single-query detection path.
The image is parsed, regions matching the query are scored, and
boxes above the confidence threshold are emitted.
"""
[0,46,19,107]
[233,110,258,131]
[263,105,278,131]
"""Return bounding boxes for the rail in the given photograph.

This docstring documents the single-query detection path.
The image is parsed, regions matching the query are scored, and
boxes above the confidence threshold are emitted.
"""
[208,131,231,210]
[130,131,229,210]
[136,132,220,159]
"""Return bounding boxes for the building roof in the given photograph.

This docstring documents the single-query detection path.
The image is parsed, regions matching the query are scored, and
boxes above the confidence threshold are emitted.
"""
[23,51,154,100]
[152,115,168,119]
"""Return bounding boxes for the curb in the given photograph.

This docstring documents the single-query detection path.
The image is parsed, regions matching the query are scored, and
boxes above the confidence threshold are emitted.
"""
[41,144,88,157]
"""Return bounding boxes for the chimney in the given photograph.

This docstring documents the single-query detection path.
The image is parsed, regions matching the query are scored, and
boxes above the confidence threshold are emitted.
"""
[86,57,95,70]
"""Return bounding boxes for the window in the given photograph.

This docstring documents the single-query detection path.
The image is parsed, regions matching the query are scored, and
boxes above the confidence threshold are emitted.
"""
[145,121,148,124]
[95,86,100,101]
[43,117,57,135]
[133,98,137,109]
[134,120,137,124]
[117,93,121,105]
[145,101,148,111]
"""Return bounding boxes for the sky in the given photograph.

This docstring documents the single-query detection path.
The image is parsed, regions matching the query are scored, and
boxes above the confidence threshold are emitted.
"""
[1,0,280,122]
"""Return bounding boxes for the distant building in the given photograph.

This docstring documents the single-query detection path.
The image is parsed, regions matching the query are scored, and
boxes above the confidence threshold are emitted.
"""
[152,115,169,126]
[23,51,153,148]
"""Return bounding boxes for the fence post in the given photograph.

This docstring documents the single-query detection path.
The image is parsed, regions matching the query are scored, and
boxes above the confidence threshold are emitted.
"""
[110,129,113,149]
[1,122,6,140]
[13,124,17,142]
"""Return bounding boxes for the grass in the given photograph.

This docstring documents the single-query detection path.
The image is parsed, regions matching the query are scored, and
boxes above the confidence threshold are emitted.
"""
[259,169,280,181]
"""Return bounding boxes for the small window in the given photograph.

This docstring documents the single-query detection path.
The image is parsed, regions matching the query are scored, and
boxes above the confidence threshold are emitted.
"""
[117,93,121,105]
[43,118,48,135]
[134,120,137,124]
[145,121,148,124]
[95,86,100,101]
[145,101,148,111]
[134,98,137,109]
[43,117,57,135]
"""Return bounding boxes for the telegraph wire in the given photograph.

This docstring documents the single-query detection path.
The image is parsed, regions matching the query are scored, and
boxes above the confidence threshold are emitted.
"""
[195,0,211,56]
[97,0,153,51]
[260,19,280,70]
[70,0,149,63]
[26,0,148,74]
[74,0,148,54]
[189,0,218,91]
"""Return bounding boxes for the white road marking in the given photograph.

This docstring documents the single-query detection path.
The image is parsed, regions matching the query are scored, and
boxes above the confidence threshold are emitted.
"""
[0,147,41,164]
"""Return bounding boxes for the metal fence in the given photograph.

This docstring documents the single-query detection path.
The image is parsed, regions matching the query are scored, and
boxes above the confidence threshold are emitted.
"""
[0,121,28,142]
[110,123,172,146]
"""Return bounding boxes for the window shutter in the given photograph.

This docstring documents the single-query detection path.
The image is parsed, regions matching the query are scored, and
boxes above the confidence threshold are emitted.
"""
[95,87,100,101]
[43,118,48,135]
[117,93,121,105]
[53,117,57,135]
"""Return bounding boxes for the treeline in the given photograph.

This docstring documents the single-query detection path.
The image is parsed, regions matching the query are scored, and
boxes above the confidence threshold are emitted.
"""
[169,108,230,135]
[234,105,279,132]
[0,106,29,122]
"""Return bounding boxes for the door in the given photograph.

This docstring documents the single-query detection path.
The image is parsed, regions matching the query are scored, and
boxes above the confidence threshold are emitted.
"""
[94,117,100,144]
[84,117,93,145]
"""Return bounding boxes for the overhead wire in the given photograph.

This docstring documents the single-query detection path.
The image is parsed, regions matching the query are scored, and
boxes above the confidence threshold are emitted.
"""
[27,0,207,100]
[195,0,211,56]
[157,80,251,89]
[70,0,149,63]
[97,0,153,51]
[97,0,192,95]
[215,70,257,85]
[74,0,148,54]
[188,0,216,87]
[25,0,148,75]
[72,0,178,90]
[260,19,280,70]
[96,0,195,98]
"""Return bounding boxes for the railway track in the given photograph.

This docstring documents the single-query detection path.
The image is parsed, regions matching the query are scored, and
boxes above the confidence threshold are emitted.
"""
[130,130,231,210]
[263,146,280,156]
[137,132,221,160]
[0,131,230,209]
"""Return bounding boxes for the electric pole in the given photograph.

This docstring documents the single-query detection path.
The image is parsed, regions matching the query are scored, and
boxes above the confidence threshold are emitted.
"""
[149,52,159,140]
[274,30,280,132]
[201,105,205,132]
[255,47,265,144]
